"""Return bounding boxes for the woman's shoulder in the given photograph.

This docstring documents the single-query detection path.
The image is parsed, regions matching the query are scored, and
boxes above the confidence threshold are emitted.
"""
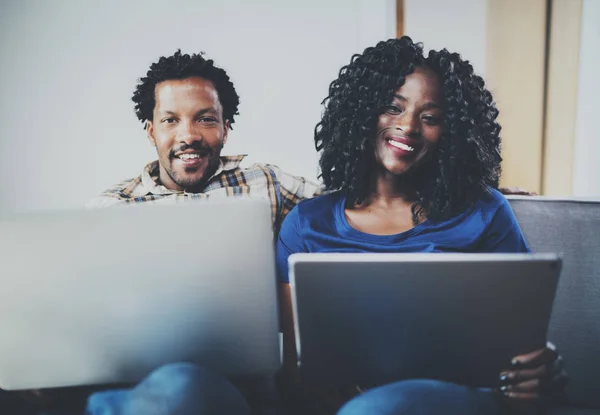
[462,187,516,227]
[279,190,344,241]
[440,188,511,226]
[472,187,511,212]
[281,190,343,230]
[295,190,345,216]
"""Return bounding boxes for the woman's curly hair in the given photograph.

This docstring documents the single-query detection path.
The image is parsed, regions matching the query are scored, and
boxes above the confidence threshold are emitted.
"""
[315,36,502,223]
[132,49,240,129]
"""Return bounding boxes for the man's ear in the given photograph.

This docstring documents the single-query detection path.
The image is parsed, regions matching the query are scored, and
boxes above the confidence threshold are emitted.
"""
[223,120,231,145]
[146,121,156,147]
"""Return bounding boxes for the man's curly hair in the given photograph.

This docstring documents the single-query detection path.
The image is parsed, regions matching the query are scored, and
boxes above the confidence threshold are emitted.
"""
[314,36,502,223]
[132,50,240,129]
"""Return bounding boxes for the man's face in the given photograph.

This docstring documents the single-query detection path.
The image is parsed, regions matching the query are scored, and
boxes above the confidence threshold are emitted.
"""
[147,76,229,192]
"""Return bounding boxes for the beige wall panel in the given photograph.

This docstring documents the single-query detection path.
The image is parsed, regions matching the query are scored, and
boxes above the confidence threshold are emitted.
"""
[543,0,582,196]
[486,0,548,193]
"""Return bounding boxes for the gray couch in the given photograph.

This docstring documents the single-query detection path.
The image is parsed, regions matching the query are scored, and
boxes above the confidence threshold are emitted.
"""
[508,196,600,415]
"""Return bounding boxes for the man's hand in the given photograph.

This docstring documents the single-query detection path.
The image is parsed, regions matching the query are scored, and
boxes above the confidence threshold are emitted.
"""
[16,389,54,405]
[497,342,567,404]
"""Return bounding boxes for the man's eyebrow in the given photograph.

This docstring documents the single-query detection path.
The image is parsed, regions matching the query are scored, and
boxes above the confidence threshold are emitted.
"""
[194,108,218,116]
[158,108,218,116]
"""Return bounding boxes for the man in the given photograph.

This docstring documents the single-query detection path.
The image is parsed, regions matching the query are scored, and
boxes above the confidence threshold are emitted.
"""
[86,49,320,234]
[2,49,320,415]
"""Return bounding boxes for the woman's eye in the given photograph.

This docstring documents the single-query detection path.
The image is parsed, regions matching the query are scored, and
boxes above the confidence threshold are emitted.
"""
[385,106,402,114]
[423,115,441,125]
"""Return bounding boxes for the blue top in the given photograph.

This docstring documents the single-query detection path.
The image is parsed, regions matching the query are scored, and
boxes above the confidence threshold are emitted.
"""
[276,188,530,283]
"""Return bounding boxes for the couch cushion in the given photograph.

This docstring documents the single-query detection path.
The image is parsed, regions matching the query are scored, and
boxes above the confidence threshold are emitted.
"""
[508,197,600,409]
[549,408,600,415]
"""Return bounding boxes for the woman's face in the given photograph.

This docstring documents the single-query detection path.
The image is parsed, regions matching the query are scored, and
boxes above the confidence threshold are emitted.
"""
[373,66,445,177]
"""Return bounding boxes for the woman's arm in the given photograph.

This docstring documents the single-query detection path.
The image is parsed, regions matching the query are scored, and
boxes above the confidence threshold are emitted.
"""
[278,282,299,380]
[482,193,567,406]
[275,206,305,383]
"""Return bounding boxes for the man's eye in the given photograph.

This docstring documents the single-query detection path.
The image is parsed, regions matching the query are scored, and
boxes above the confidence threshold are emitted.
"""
[163,118,177,124]
[198,117,217,125]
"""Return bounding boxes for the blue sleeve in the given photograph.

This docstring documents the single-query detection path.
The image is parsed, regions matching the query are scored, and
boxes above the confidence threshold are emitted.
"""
[276,205,306,283]
[481,193,531,253]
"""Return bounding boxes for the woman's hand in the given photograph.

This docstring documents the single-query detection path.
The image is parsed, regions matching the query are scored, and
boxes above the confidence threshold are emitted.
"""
[498,342,567,404]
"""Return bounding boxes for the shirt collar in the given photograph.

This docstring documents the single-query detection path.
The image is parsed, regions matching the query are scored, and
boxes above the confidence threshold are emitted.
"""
[133,155,247,197]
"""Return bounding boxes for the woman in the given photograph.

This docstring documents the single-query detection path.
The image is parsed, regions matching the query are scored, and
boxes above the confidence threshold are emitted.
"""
[277,36,566,414]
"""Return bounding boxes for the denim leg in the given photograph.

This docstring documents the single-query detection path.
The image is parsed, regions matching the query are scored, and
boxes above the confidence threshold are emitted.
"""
[85,362,250,415]
[337,379,504,415]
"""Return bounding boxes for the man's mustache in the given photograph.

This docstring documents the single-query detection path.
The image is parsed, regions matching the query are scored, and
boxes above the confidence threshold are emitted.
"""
[168,142,213,159]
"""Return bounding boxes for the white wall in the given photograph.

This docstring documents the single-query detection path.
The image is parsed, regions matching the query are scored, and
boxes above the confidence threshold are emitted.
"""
[0,0,395,213]
[572,0,600,197]
[404,0,488,77]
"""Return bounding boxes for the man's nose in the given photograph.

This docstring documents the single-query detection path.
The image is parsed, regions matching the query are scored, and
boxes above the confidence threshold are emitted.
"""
[177,120,202,144]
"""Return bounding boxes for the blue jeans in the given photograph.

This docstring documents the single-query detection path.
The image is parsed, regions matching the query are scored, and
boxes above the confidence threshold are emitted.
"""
[337,379,504,415]
[2,366,507,415]
[88,371,505,415]
[83,362,250,415]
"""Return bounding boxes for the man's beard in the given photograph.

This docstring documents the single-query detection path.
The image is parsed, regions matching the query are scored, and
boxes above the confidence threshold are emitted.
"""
[165,141,223,192]
[168,156,220,192]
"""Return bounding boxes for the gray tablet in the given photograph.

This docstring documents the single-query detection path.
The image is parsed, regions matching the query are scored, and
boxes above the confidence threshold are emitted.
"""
[289,253,561,389]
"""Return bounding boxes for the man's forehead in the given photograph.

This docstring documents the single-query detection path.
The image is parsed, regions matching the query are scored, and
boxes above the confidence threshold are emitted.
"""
[154,77,221,110]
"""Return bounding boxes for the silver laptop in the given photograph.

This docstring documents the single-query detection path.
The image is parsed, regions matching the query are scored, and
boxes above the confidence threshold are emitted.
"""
[0,198,280,390]
[289,252,561,389]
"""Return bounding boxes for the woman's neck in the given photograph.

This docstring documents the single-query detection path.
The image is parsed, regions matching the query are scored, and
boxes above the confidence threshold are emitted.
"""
[362,171,418,208]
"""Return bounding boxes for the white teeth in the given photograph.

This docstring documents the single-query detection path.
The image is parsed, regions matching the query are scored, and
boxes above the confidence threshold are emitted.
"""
[388,140,414,152]
[179,153,201,159]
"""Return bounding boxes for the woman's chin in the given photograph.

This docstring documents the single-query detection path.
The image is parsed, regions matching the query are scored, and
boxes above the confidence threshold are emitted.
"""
[382,163,415,177]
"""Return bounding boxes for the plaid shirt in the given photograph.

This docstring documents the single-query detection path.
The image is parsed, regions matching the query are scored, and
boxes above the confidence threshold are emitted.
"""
[86,155,323,233]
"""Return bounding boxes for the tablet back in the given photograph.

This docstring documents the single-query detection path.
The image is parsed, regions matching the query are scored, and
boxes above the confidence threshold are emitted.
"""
[289,253,561,388]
